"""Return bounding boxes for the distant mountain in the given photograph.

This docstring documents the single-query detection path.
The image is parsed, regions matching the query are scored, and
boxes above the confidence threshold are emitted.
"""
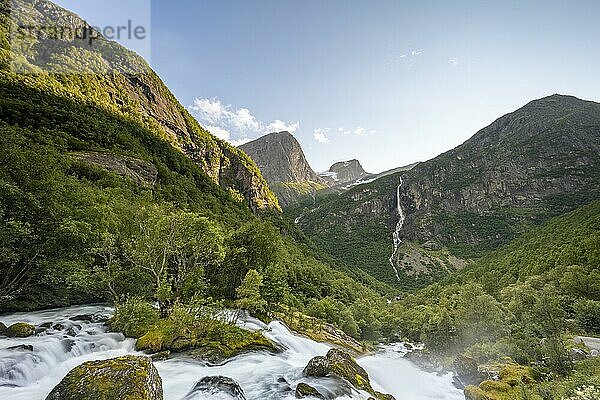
[239,132,327,206]
[320,159,368,186]
[288,95,600,286]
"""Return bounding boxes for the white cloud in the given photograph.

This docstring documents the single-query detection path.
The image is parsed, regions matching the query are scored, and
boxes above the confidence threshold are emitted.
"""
[189,97,300,146]
[313,128,330,143]
[449,59,459,67]
[354,127,366,136]
[206,126,230,141]
[267,119,300,133]
[411,50,424,56]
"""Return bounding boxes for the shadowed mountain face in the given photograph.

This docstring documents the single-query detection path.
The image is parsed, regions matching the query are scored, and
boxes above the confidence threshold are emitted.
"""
[239,131,327,206]
[288,95,600,286]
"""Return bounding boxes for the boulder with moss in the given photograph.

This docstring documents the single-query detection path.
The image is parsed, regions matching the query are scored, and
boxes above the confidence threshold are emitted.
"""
[5,322,35,338]
[0,321,6,335]
[295,382,325,399]
[45,355,163,400]
[135,321,277,364]
[304,349,395,400]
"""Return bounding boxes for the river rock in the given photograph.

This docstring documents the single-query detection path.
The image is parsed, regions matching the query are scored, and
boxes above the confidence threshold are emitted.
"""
[7,344,34,351]
[45,355,163,400]
[184,376,246,400]
[570,348,588,361]
[453,355,484,387]
[5,322,35,338]
[303,355,329,377]
[304,349,395,400]
[295,382,325,399]
[69,313,110,323]
[0,321,6,335]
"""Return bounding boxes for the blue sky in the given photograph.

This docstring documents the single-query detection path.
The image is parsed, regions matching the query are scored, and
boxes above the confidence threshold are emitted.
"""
[55,0,600,173]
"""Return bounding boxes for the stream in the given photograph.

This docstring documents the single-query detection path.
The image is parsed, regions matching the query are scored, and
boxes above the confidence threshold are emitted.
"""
[0,305,464,400]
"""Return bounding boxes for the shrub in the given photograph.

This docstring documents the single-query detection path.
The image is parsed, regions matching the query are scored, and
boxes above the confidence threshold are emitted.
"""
[111,297,159,338]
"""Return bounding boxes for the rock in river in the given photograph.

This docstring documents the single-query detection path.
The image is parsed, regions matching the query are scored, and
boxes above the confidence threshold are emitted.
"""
[45,355,163,400]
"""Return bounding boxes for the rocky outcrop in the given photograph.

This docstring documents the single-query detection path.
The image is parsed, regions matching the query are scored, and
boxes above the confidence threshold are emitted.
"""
[303,349,396,400]
[70,152,158,187]
[4,322,35,338]
[8,0,278,212]
[184,376,246,400]
[45,355,163,400]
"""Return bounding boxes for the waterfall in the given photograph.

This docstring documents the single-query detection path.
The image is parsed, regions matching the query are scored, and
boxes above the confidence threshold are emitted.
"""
[388,177,406,281]
[0,305,464,400]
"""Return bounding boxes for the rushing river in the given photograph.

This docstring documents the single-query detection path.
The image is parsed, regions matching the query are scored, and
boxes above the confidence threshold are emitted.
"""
[0,305,464,400]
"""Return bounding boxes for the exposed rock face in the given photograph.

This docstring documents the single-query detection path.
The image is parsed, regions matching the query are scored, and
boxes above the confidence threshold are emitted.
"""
[45,355,163,400]
[70,152,158,187]
[8,0,278,212]
[4,322,35,338]
[184,376,246,400]
[321,159,368,186]
[239,131,326,206]
[292,95,600,284]
[239,132,323,184]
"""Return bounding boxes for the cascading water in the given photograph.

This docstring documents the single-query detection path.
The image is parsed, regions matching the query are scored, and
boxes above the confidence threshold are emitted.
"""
[0,305,464,400]
[388,177,406,281]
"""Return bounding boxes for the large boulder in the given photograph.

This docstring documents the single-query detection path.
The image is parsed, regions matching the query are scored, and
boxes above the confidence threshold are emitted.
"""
[304,349,395,400]
[0,321,6,335]
[45,355,163,400]
[183,376,246,400]
[5,322,35,338]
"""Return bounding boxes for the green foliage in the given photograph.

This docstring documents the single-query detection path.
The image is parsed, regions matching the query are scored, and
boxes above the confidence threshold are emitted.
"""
[110,297,159,338]
[235,269,267,315]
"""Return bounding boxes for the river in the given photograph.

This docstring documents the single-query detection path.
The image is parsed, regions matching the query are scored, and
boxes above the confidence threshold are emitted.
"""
[0,305,465,400]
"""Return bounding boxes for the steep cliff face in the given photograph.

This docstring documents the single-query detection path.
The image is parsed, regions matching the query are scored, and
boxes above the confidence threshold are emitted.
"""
[288,95,600,286]
[320,159,369,186]
[239,131,326,206]
[2,0,278,212]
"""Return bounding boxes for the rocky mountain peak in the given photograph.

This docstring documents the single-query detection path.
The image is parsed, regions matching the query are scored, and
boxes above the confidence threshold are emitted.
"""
[239,131,323,184]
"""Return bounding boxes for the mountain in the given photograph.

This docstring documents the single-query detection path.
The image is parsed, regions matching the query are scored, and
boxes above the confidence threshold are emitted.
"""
[239,131,327,206]
[0,0,390,317]
[320,159,368,187]
[2,0,278,212]
[288,95,600,286]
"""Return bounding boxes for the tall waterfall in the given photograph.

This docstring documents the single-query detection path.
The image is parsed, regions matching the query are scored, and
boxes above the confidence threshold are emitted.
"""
[388,177,406,281]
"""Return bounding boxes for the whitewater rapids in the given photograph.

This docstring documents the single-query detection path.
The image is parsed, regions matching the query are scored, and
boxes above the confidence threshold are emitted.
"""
[0,305,464,399]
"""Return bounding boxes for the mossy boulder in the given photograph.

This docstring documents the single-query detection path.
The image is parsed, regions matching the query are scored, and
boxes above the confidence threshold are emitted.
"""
[304,349,396,400]
[45,355,163,400]
[5,322,35,338]
[135,324,277,364]
[0,321,7,335]
[184,376,246,400]
[295,382,324,399]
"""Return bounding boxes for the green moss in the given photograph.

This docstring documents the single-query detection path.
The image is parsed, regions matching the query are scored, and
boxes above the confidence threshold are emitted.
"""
[5,322,35,337]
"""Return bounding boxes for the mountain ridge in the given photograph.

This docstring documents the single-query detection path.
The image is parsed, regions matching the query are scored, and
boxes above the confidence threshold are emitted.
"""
[288,94,600,286]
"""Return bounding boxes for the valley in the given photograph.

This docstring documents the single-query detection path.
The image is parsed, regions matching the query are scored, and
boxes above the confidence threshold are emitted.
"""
[1,1,599,400]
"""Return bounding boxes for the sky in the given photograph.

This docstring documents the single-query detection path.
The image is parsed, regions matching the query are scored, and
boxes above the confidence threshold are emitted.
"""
[54,0,600,173]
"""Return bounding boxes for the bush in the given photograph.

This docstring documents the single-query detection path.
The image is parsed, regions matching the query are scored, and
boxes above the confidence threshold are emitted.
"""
[574,299,600,335]
[111,297,159,338]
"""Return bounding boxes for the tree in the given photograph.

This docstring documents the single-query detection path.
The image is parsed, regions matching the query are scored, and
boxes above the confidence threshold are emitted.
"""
[235,269,266,315]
